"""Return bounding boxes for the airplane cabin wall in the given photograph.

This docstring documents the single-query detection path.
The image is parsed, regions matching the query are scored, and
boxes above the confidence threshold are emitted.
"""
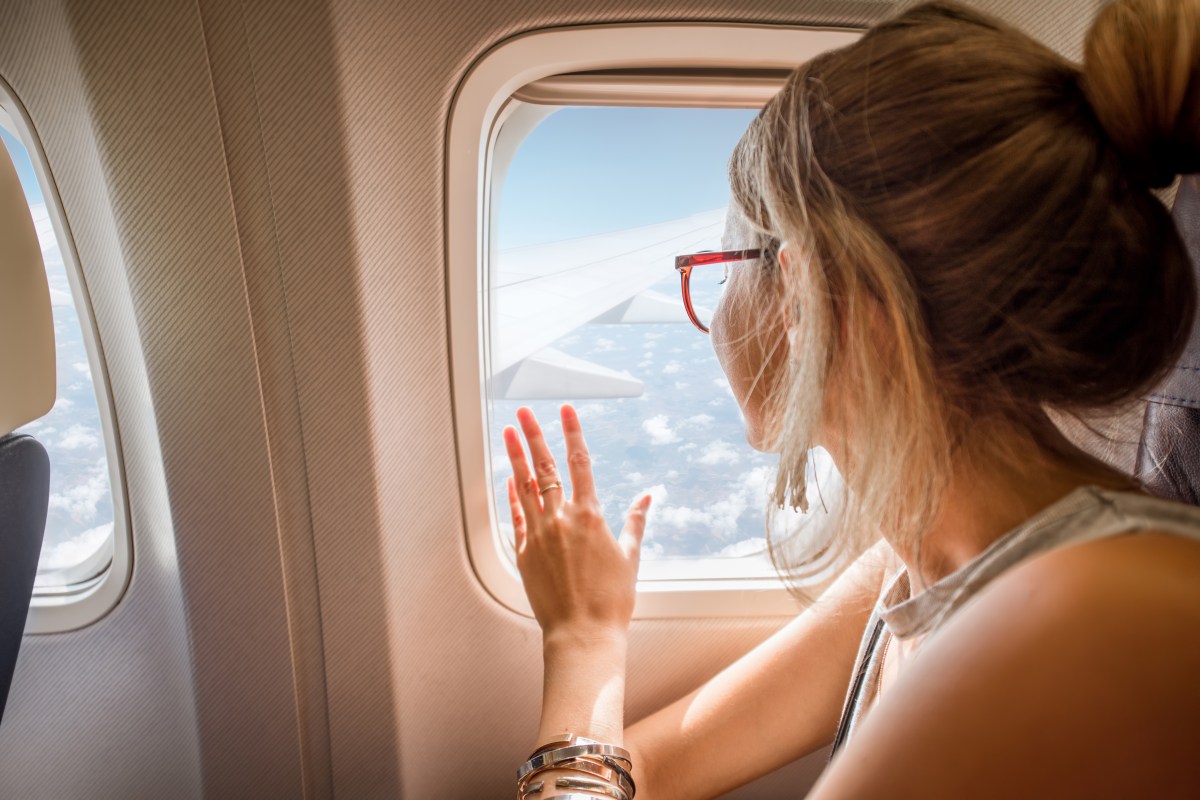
[0,0,1103,797]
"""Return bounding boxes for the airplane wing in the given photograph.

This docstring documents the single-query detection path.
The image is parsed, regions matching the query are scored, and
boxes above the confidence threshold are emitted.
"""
[489,208,725,399]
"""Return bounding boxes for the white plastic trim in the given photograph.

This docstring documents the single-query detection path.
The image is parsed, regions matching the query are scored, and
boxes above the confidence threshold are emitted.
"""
[447,22,861,619]
[0,86,133,634]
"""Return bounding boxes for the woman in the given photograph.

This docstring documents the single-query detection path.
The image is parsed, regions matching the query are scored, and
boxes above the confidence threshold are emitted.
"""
[504,1,1200,797]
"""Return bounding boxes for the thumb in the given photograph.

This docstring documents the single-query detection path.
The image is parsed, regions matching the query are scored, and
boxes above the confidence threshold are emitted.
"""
[618,494,652,560]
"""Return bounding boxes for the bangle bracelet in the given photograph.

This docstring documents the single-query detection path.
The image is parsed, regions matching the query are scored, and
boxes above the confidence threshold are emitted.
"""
[555,776,631,800]
[601,756,636,797]
[518,757,633,798]
[518,779,544,797]
[525,733,604,762]
[518,743,632,780]
[528,738,572,759]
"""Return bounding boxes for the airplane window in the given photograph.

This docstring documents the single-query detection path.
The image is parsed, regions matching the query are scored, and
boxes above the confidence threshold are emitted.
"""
[487,106,838,564]
[2,123,116,590]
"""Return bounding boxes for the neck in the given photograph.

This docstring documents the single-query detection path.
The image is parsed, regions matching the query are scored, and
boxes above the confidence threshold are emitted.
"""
[885,421,1137,591]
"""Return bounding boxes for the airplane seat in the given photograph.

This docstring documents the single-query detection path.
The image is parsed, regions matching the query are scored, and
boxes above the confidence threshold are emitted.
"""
[1136,176,1200,504]
[0,144,55,725]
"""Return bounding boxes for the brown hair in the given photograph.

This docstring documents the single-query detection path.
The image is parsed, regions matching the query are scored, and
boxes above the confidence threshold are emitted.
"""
[729,0,1200,590]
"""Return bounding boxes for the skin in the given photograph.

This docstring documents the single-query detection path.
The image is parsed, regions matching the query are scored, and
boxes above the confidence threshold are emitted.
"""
[707,251,789,451]
[504,259,1200,798]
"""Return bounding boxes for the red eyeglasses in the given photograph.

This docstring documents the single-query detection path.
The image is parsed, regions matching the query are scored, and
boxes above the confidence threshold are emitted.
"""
[674,249,762,333]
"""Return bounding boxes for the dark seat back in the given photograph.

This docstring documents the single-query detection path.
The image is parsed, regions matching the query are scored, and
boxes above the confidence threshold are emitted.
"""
[0,433,48,723]
[1137,176,1200,503]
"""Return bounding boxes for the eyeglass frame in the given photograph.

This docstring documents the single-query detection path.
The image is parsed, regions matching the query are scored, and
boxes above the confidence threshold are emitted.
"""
[674,249,762,333]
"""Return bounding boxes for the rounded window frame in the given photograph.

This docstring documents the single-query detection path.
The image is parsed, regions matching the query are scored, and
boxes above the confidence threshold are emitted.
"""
[446,23,860,619]
[1,81,132,634]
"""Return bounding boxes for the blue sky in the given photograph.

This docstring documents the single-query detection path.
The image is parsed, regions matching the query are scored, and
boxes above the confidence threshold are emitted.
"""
[1,126,44,203]
[498,106,757,249]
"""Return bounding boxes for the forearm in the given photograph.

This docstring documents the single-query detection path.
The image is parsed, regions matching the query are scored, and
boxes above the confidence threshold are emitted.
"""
[538,629,629,745]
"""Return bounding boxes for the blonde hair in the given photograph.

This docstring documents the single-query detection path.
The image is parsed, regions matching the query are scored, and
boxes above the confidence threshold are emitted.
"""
[729,0,1200,593]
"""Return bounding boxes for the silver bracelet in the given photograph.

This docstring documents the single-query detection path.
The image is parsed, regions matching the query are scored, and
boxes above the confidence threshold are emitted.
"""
[518,779,544,797]
[518,743,633,781]
[555,776,631,800]
[601,755,636,797]
[518,757,634,798]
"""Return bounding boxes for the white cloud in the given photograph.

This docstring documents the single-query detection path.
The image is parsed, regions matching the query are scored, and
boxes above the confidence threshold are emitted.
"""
[72,361,91,378]
[663,361,683,375]
[57,424,100,451]
[53,397,75,412]
[673,381,690,391]
[38,522,112,571]
[696,440,740,466]
[648,493,747,535]
[48,467,109,522]
[642,415,679,445]
[592,338,617,353]
[740,465,774,493]
[683,413,714,428]
[716,537,767,558]
[575,402,612,419]
[642,540,666,559]
[646,483,669,504]
[706,494,750,529]
[640,465,777,545]
[49,288,74,307]
[625,471,644,484]
[655,505,714,528]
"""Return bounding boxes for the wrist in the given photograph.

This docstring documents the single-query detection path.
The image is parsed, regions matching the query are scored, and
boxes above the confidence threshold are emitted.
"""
[541,625,629,653]
[538,627,629,745]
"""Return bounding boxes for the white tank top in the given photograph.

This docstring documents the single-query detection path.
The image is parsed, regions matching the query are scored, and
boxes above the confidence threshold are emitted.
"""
[831,486,1200,753]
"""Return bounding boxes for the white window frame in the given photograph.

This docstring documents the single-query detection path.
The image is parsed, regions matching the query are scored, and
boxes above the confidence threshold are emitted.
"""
[447,23,860,618]
[0,83,132,634]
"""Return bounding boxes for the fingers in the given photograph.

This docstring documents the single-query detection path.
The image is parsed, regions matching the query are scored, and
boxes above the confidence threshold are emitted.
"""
[507,477,526,554]
[560,404,596,502]
[516,407,564,515]
[503,425,541,523]
[618,494,653,561]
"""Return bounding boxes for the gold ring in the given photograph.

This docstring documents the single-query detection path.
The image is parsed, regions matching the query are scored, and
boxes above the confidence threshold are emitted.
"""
[539,481,562,495]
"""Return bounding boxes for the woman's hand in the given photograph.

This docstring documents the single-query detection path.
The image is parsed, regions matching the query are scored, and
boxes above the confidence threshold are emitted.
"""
[504,404,651,643]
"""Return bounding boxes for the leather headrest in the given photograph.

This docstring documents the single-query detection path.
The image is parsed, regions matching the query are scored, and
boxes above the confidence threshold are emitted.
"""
[0,132,55,436]
[1143,176,1200,408]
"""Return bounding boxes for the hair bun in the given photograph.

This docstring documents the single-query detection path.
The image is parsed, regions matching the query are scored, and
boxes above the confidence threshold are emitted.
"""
[1083,0,1200,188]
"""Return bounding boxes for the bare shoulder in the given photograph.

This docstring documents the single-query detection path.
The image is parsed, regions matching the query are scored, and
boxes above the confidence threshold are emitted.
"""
[811,531,1200,799]
[1012,529,1200,627]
